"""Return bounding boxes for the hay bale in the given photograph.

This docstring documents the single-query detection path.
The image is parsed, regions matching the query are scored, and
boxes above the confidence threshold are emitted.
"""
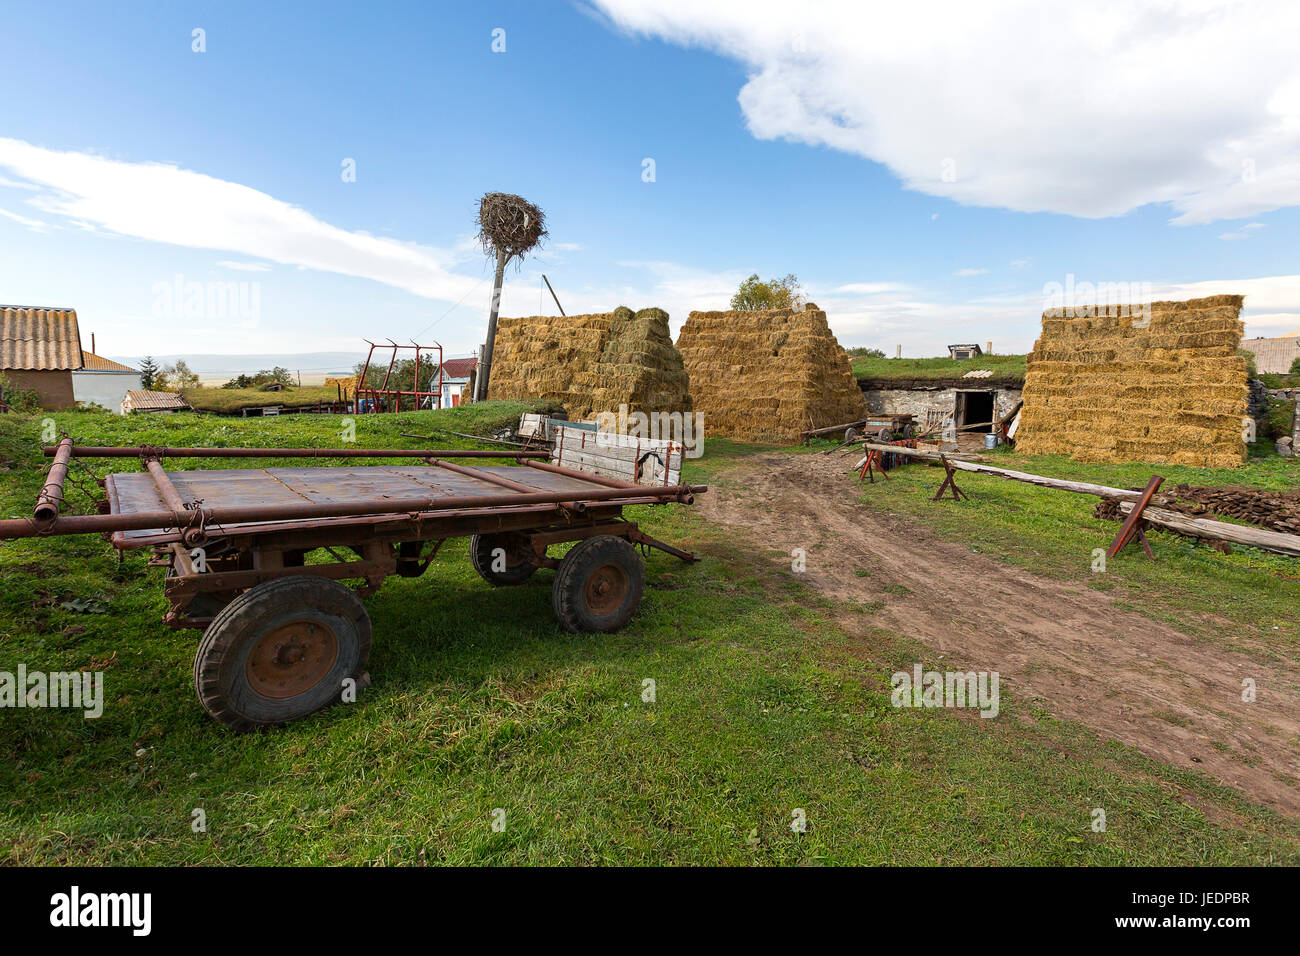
[487,307,690,419]
[674,305,866,443]
[1018,295,1248,467]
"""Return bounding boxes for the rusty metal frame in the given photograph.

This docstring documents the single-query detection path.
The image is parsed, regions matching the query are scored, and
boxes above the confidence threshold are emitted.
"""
[356,340,446,413]
[7,442,708,630]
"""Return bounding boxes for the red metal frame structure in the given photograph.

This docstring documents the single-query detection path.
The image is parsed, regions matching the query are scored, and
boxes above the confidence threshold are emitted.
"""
[355,340,446,413]
[3,440,706,729]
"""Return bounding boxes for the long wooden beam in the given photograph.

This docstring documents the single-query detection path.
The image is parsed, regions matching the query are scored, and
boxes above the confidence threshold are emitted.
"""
[852,441,1300,557]
[854,442,1144,499]
[1116,502,1300,558]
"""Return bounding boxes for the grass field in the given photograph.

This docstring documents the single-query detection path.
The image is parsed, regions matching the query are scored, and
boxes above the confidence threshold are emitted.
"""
[852,353,1027,384]
[181,384,343,413]
[0,406,1296,864]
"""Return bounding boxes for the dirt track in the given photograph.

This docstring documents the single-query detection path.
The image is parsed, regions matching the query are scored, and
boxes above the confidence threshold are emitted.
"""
[698,452,1300,816]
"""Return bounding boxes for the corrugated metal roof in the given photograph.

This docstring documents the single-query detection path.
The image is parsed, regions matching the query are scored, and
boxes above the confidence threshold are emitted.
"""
[0,306,84,370]
[80,350,137,372]
[124,389,191,411]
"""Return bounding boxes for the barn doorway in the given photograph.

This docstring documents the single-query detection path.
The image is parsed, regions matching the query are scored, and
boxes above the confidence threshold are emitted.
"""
[956,390,994,433]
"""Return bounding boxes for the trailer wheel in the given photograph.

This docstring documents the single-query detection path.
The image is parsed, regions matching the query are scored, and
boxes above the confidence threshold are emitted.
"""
[470,533,538,586]
[877,426,894,442]
[552,535,645,633]
[844,426,859,443]
[192,576,371,731]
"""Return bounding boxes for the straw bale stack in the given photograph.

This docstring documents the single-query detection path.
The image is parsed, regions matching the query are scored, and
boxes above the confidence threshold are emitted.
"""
[488,307,690,419]
[1017,295,1248,467]
[674,305,866,443]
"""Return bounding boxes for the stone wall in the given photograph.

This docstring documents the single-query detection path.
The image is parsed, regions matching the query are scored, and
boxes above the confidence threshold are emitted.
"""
[862,386,1022,422]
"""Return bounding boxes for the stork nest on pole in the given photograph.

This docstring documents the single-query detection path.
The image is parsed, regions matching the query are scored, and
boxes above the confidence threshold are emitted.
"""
[477,192,546,264]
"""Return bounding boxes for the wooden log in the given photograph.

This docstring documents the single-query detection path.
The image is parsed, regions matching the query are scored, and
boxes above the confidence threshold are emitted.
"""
[1117,502,1300,557]
[855,442,1145,499]
[801,419,867,438]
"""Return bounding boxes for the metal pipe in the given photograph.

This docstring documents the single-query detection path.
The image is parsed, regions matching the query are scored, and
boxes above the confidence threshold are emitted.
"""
[0,482,709,541]
[42,446,550,459]
[143,457,207,547]
[33,437,74,523]
[424,457,543,493]
[522,458,642,490]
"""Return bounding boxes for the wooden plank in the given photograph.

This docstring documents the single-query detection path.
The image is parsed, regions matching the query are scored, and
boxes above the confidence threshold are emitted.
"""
[555,447,682,486]
[1117,502,1300,557]
[855,442,1147,499]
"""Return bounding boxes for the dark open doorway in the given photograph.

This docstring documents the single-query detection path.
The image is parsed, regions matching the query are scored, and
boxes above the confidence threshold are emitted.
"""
[956,390,994,432]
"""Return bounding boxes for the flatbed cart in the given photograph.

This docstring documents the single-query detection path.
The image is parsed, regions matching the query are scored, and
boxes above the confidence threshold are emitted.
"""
[0,439,707,730]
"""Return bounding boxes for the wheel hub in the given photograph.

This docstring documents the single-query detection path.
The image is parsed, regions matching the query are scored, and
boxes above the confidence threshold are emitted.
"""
[583,564,628,616]
[246,619,339,699]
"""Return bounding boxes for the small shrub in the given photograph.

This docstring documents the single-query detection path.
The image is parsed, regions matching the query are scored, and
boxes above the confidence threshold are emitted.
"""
[0,374,43,413]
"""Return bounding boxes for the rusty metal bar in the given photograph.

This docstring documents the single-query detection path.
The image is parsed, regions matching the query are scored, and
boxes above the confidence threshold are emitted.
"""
[33,437,74,523]
[522,458,641,490]
[143,457,208,547]
[43,445,549,460]
[424,457,544,493]
[0,482,709,541]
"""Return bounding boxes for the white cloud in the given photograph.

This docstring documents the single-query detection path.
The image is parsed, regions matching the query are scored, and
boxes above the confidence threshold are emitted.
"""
[592,0,1300,224]
[1010,258,1030,269]
[954,268,989,277]
[216,260,271,272]
[0,207,52,232]
[1219,222,1268,240]
[0,138,479,302]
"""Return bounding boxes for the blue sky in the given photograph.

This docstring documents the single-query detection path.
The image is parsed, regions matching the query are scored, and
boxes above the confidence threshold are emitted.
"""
[1,0,1298,373]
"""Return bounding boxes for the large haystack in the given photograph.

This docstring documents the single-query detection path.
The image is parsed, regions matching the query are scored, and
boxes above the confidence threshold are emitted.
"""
[488,307,690,419]
[675,305,866,443]
[1017,295,1248,467]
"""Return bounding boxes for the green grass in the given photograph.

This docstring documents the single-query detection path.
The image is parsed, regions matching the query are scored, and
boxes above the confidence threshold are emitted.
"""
[181,384,343,412]
[0,407,1296,864]
[852,353,1027,384]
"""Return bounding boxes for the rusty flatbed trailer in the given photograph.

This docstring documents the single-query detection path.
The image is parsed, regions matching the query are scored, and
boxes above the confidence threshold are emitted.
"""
[2,440,706,730]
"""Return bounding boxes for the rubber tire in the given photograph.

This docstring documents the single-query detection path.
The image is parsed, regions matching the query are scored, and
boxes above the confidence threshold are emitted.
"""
[470,533,538,586]
[192,575,371,732]
[844,426,859,443]
[877,427,894,442]
[552,535,645,634]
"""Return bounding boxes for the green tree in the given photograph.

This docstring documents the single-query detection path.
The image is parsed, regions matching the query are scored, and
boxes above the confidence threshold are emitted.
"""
[1289,356,1300,378]
[730,273,804,311]
[847,346,886,358]
[138,356,159,390]
[161,359,201,391]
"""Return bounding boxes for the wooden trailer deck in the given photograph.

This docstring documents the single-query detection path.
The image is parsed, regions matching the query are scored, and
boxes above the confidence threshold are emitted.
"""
[104,463,610,545]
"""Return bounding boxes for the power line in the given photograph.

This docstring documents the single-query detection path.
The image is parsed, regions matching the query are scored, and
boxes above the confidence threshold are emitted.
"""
[411,278,488,341]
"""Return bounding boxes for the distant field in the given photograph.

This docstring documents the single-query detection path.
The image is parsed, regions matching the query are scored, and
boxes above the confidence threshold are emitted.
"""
[182,385,344,412]
[852,353,1028,384]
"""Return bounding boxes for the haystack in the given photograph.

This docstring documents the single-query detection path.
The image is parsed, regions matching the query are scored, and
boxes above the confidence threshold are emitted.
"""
[487,307,691,419]
[674,305,866,443]
[1017,295,1248,467]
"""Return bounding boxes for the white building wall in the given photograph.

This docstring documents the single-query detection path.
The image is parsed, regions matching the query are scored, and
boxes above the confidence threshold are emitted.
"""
[72,371,142,413]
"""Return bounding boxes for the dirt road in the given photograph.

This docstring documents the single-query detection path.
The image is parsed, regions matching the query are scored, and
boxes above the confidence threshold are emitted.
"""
[698,452,1300,816]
